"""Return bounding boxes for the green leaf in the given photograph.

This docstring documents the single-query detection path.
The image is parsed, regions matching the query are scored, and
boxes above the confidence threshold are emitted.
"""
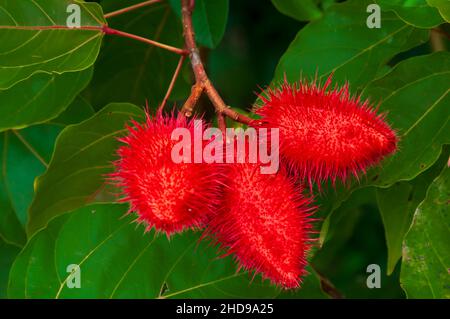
[9,203,325,298]
[319,187,376,248]
[0,96,93,297]
[0,150,27,249]
[314,189,407,298]
[427,0,450,22]
[271,0,323,21]
[8,214,70,298]
[0,0,105,90]
[277,267,328,298]
[363,52,450,187]
[1,128,59,226]
[0,238,20,298]
[0,68,93,132]
[26,103,144,236]
[49,96,95,126]
[169,0,229,48]
[274,0,428,90]
[0,97,94,247]
[87,1,189,108]
[377,147,449,275]
[0,180,25,248]
[376,0,444,28]
[400,166,450,298]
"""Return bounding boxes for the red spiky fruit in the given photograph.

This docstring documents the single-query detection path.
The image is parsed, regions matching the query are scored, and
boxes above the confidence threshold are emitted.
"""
[256,75,397,186]
[205,162,314,289]
[112,112,221,235]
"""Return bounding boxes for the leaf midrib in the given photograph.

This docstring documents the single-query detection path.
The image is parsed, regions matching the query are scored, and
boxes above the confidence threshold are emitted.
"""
[11,130,48,167]
[54,219,131,298]
[402,88,449,137]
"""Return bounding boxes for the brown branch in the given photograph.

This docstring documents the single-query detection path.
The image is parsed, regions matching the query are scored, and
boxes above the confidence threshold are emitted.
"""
[181,83,204,117]
[430,30,446,52]
[432,27,450,41]
[179,0,254,126]
[159,54,186,112]
[104,0,163,19]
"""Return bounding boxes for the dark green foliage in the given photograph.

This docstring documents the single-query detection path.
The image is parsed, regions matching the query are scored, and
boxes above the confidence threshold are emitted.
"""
[0,0,448,299]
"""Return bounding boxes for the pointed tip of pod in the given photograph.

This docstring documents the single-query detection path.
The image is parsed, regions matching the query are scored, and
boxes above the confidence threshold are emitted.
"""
[204,162,316,289]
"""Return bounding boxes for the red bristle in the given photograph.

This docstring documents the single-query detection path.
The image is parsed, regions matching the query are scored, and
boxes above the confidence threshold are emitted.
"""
[204,162,315,289]
[112,111,222,236]
[255,75,398,188]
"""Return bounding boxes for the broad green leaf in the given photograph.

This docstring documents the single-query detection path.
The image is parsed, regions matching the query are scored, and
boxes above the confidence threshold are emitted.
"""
[8,214,70,298]
[9,203,325,298]
[274,0,428,90]
[0,238,20,298]
[377,148,449,275]
[0,0,105,89]
[49,96,95,126]
[169,0,229,48]
[319,187,375,248]
[271,0,322,21]
[321,0,337,11]
[400,166,450,298]
[313,188,374,298]
[87,1,189,108]
[363,52,450,186]
[376,0,444,28]
[0,97,93,247]
[1,127,59,226]
[27,103,144,236]
[276,267,328,298]
[0,180,25,247]
[0,68,93,132]
[427,0,450,22]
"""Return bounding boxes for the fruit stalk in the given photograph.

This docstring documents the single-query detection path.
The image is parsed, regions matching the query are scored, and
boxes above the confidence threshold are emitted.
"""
[180,0,254,126]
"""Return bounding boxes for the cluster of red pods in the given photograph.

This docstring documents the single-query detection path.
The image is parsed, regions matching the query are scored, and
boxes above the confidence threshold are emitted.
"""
[112,76,397,289]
